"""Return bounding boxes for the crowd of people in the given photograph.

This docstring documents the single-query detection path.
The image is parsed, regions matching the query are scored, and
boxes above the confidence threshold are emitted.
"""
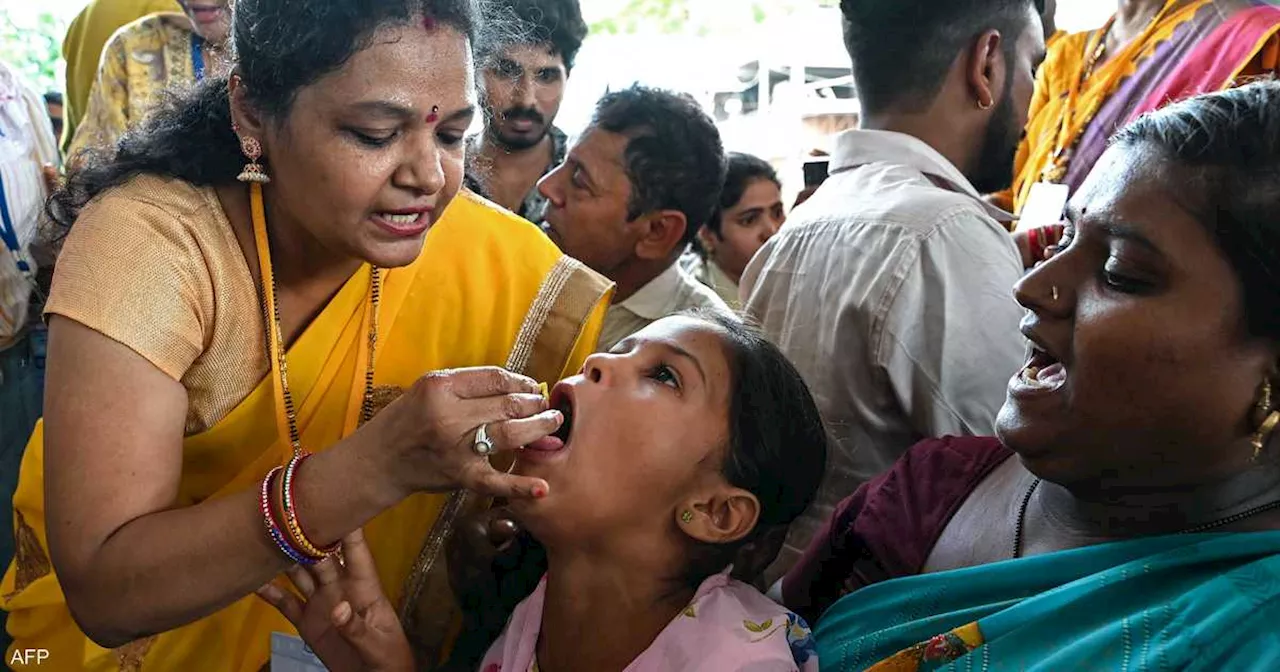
[1,0,1280,670]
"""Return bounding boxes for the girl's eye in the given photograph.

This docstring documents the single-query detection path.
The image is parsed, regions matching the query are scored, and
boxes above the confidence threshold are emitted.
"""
[349,129,397,147]
[438,131,465,148]
[649,364,680,389]
[740,213,760,227]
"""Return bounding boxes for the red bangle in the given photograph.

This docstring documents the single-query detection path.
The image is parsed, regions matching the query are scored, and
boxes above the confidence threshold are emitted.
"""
[1027,227,1043,262]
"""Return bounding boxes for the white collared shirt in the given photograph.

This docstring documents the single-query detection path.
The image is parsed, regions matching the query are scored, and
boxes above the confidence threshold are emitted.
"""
[597,261,730,351]
[0,62,59,351]
[742,129,1025,578]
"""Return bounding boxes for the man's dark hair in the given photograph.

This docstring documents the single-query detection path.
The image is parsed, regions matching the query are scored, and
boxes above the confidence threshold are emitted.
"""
[839,0,1042,115]
[590,85,726,253]
[507,0,588,72]
[43,91,63,106]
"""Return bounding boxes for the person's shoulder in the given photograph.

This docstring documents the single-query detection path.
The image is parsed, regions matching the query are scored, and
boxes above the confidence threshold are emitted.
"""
[110,11,189,45]
[683,575,815,668]
[893,437,1013,487]
[435,188,559,253]
[677,263,730,312]
[72,174,229,255]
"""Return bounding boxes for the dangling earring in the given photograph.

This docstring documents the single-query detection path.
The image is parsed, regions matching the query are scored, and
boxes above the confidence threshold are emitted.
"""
[1252,379,1279,460]
[680,510,694,524]
[236,134,271,184]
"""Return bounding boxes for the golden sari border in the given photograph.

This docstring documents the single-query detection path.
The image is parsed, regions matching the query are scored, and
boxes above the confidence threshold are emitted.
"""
[395,256,611,647]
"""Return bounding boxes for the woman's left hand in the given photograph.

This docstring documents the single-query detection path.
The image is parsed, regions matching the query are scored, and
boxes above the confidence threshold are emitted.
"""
[257,530,414,672]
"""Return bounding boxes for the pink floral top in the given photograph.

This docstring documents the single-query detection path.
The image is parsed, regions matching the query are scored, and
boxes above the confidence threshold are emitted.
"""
[480,569,819,671]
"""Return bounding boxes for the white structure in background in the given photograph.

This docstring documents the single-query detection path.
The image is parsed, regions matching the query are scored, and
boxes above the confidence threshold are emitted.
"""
[551,2,1110,200]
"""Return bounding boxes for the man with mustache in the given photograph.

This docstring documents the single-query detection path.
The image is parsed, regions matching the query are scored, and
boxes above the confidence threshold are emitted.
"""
[742,0,1047,581]
[466,0,587,224]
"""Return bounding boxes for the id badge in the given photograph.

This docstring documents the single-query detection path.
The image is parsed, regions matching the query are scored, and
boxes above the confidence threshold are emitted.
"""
[1019,182,1070,231]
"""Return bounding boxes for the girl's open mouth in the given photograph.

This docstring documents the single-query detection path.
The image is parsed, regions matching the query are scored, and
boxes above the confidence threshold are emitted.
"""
[525,383,574,453]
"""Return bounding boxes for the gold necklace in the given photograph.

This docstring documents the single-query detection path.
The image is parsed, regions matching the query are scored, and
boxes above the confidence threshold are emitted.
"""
[249,183,381,455]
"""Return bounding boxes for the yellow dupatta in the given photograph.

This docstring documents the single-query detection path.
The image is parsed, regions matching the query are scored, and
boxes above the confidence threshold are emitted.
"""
[1003,0,1207,216]
[2,189,611,672]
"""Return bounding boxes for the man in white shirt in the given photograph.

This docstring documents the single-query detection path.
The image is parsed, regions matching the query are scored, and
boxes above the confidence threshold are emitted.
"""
[744,0,1047,577]
[0,59,59,649]
[538,85,729,350]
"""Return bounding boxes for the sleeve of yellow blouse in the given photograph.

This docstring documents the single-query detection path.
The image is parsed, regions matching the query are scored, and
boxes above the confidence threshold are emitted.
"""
[44,191,209,381]
[66,31,131,163]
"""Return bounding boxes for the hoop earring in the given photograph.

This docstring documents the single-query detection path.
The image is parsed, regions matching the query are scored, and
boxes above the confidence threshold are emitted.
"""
[237,135,271,184]
[977,98,994,111]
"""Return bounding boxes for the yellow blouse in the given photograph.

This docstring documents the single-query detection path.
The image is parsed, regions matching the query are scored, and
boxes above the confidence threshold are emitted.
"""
[67,13,200,160]
[45,174,265,434]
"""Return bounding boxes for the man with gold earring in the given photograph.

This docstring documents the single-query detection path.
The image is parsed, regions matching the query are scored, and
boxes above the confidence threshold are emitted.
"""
[742,0,1045,581]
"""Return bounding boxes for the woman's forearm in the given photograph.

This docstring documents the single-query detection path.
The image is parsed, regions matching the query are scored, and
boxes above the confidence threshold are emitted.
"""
[59,430,404,647]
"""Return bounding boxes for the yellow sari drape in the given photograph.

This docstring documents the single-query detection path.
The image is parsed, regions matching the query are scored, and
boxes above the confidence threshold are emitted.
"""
[1,190,611,672]
[1000,0,1208,215]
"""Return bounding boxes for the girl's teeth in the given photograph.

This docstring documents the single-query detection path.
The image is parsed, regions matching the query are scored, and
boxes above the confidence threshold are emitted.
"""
[383,213,418,224]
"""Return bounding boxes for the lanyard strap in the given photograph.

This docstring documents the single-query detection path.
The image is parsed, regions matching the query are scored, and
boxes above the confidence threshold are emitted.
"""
[191,33,205,82]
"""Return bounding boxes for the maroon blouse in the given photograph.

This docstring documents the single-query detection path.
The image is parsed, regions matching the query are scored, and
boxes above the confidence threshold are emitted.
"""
[781,436,1012,624]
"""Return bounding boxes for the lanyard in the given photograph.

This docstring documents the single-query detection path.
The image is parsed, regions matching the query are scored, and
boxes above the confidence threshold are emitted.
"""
[191,33,205,82]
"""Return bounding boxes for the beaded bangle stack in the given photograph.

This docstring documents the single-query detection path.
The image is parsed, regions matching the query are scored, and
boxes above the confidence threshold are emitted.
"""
[260,454,338,565]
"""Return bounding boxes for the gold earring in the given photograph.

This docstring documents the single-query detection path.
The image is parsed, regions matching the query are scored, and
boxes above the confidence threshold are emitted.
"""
[236,135,271,184]
[680,510,694,524]
[1253,380,1278,460]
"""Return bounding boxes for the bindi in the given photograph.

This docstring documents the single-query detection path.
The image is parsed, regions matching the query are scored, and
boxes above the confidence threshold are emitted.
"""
[422,15,436,30]
[426,105,440,124]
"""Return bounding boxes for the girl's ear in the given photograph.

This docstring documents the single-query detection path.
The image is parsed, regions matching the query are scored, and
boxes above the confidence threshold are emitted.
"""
[676,487,760,545]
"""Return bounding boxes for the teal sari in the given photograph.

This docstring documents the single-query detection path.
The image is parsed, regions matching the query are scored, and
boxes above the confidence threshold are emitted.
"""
[815,532,1280,671]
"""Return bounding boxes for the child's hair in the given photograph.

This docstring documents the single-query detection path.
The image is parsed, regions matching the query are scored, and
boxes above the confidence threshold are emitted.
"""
[679,310,828,587]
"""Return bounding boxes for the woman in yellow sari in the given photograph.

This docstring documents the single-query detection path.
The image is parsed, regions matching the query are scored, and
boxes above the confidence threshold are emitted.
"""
[999,0,1280,219]
[1,1,610,670]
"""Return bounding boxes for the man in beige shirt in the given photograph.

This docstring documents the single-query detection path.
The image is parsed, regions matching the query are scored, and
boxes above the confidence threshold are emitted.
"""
[538,86,729,350]
[745,0,1047,578]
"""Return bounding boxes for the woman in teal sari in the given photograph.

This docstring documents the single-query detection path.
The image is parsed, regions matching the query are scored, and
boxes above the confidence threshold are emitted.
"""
[791,81,1280,670]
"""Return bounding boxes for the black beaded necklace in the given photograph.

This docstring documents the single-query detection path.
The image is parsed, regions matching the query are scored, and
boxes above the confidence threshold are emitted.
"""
[1013,477,1280,559]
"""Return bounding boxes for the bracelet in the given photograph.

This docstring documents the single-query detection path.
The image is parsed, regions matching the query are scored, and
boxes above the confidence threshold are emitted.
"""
[281,453,340,560]
[260,466,314,565]
[1027,227,1044,263]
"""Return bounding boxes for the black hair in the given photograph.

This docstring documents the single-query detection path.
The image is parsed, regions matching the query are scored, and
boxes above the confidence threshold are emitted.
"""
[1114,80,1280,340]
[502,0,588,72]
[48,0,491,233]
[589,85,727,254]
[44,91,63,106]
[679,310,828,588]
[839,0,1042,115]
[705,152,780,239]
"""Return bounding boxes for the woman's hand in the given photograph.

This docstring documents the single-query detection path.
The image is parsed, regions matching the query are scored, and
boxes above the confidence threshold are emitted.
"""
[257,530,414,672]
[367,367,559,502]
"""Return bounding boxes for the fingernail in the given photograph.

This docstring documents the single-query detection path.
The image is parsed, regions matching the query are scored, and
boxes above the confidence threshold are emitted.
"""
[333,601,352,625]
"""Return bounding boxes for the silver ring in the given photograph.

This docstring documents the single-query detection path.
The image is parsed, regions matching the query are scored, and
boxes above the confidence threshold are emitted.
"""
[473,424,495,457]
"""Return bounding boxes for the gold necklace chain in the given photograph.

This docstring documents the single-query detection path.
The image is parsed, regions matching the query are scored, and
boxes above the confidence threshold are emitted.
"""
[250,183,381,456]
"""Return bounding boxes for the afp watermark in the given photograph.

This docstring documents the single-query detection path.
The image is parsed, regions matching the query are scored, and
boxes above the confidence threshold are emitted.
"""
[9,648,51,667]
